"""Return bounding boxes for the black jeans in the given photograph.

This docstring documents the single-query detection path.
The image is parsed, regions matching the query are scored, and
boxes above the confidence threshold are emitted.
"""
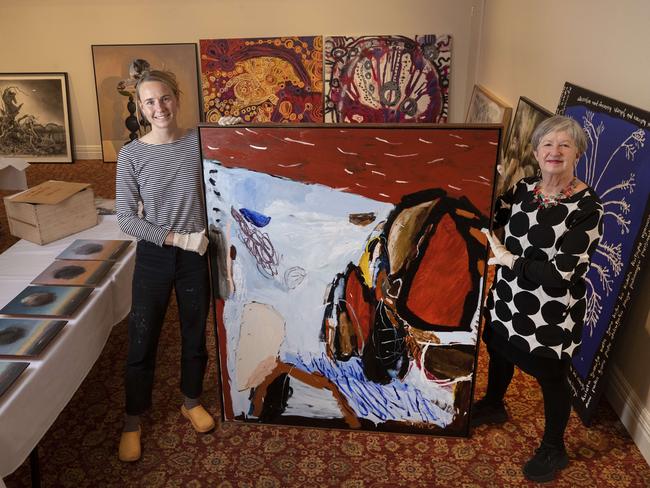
[125,240,210,415]
[485,343,571,449]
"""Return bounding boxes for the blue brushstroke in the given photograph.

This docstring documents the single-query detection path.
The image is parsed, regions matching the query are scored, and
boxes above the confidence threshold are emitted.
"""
[285,352,451,426]
[239,208,271,227]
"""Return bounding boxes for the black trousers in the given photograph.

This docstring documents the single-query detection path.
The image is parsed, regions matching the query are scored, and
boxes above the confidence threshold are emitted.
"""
[125,240,210,416]
[484,338,572,449]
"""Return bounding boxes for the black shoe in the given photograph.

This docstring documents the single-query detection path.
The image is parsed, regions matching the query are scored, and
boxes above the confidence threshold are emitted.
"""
[470,397,508,427]
[522,443,569,482]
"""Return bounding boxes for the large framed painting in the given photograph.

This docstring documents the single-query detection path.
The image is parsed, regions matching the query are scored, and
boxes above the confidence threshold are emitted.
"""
[556,83,650,424]
[0,73,72,163]
[324,35,451,123]
[92,43,201,162]
[200,123,501,436]
[199,36,323,124]
[497,96,552,196]
[466,84,512,145]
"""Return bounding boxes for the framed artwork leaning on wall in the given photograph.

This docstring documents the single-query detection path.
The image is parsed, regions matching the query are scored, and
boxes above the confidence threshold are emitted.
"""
[466,84,512,146]
[91,43,201,162]
[0,73,72,163]
[199,36,324,124]
[496,96,552,196]
[556,82,650,425]
[324,34,451,123]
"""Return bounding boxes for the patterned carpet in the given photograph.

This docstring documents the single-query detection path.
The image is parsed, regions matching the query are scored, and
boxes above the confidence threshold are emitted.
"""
[2,161,649,487]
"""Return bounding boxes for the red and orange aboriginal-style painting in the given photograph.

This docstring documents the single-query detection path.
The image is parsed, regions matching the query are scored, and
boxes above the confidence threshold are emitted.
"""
[200,36,324,124]
[200,125,500,436]
[324,35,451,123]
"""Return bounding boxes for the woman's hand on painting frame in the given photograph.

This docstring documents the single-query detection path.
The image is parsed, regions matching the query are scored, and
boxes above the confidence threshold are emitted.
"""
[168,229,209,256]
[481,228,517,269]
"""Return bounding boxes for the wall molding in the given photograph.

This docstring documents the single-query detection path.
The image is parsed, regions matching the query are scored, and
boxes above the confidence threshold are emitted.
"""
[74,145,103,161]
[605,364,650,465]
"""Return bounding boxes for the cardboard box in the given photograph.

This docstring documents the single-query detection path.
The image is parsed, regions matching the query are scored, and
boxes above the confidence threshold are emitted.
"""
[4,180,98,245]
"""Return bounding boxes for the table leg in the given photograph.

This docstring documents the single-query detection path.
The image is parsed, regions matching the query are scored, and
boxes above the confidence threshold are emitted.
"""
[29,447,40,488]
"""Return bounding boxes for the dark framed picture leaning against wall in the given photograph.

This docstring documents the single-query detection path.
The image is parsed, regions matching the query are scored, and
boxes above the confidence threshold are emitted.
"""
[0,72,73,163]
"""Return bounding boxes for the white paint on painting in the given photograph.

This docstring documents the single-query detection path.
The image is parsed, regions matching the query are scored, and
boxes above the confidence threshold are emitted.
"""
[203,161,477,427]
[236,302,285,391]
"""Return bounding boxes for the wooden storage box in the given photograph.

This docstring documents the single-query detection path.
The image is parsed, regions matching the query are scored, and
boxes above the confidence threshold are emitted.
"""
[4,180,98,245]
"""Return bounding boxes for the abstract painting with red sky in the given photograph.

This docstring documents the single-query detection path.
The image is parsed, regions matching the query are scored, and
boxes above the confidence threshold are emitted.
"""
[200,124,500,436]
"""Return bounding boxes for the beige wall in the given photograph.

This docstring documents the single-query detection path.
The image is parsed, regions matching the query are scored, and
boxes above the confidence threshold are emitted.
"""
[0,0,483,158]
[477,0,650,462]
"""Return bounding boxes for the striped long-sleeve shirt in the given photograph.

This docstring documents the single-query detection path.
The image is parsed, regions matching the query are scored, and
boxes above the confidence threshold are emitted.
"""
[116,129,206,246]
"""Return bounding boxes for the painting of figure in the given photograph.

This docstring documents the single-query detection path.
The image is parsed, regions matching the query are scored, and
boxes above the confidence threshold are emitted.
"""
[92,44,201,162]
[0,73,72,163]
[556,83,650,424]
[200,124,500,435]
[324,35,451,123]
[200,36,323,124]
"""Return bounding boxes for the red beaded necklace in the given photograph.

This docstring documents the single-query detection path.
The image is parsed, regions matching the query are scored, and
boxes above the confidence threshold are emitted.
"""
[532,177,577,209]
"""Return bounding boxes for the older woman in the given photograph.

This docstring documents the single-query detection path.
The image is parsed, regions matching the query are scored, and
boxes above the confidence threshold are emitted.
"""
[475,115,603,483]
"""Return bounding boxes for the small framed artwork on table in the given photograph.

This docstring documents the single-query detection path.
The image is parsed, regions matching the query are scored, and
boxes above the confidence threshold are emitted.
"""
[465,84,512,145]
[0,73,73,163]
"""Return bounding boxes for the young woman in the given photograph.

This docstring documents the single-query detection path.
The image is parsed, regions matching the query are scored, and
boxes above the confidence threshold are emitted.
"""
[115,70,212,462]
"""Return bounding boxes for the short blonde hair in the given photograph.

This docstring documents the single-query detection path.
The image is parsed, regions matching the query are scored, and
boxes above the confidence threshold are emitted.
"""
[135,70,181,102]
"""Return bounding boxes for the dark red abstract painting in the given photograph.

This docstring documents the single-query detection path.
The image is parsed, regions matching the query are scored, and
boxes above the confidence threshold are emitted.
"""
[200,124,499,436]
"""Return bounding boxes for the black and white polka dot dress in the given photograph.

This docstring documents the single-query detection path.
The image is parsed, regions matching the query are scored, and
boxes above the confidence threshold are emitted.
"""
[485,177,604,360]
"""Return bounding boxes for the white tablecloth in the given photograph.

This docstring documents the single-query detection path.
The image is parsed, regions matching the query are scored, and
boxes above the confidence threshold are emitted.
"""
[0,216,135,479]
